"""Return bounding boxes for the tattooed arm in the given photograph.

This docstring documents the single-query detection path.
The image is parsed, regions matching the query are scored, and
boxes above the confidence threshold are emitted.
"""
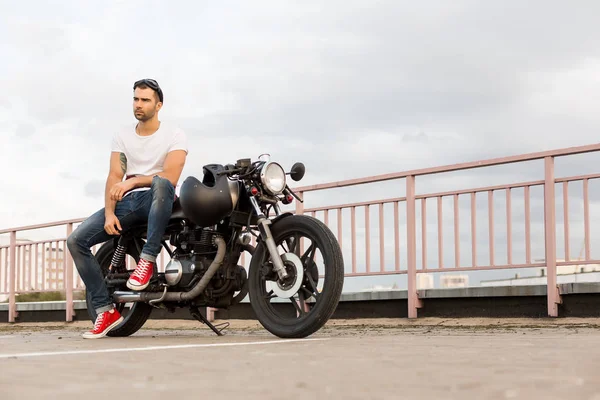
[105,152,127,215]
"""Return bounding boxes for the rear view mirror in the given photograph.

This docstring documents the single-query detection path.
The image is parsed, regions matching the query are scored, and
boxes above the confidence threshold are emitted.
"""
[289,162,305,181]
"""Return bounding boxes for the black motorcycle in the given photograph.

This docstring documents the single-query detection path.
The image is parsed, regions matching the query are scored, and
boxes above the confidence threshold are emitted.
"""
[87,155,345,338]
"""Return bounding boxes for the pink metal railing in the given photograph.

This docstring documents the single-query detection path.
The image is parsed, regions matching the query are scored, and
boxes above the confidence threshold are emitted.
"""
[299,174,599,271]
[291,143,600,318]
[1,143,600,322]
[0,220,173,323]
[0,239,101,295]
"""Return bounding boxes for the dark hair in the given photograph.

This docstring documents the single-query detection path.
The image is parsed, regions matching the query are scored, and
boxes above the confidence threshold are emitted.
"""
[133,79,164,103]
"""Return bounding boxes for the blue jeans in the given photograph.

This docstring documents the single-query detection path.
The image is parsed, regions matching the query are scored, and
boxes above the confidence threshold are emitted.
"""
[67,176,175,314]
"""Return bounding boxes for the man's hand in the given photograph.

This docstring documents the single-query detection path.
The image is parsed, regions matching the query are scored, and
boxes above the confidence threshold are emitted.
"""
[104,212,122,235]
[109,180,134,201]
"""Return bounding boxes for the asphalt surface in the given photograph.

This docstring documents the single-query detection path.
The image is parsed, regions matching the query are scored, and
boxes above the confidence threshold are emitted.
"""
[1,318,599,399]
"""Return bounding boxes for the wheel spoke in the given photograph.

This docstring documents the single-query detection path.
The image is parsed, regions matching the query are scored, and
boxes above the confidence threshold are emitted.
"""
[298,290,308,314]
[300,286,315,300]
[290,298,302,315]
[281,239,291,253]
[301,243,316,264]
[290,292,307,317]
[305,273,320,299]
[291,234,301,255]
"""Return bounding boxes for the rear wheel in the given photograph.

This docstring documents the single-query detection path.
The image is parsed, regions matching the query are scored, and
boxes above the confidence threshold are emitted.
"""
[248,215,344,338]
[86,239,153,337]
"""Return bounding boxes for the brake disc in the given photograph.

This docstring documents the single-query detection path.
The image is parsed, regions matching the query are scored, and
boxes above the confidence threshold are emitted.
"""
[266,252,304,299]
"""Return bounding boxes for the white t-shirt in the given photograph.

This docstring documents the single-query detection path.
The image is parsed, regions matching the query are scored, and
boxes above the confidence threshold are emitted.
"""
[111,122,188,195]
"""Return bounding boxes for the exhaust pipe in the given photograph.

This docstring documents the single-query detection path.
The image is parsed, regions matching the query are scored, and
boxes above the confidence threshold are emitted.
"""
[112,292,143,303]
[112,236,227,304]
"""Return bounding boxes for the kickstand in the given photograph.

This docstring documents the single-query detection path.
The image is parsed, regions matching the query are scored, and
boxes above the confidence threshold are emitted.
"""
[189,306,229,336]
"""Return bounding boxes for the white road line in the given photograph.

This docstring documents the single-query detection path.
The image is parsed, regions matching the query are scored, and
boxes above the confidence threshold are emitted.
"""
[0,336,16,339]
[0,338,327,359]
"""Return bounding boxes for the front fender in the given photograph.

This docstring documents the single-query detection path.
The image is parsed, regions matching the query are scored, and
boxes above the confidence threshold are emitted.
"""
[252,212,294,247]
[270,212,294,225]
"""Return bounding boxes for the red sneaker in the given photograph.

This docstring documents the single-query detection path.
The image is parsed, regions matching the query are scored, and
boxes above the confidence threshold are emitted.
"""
[82,308,123,339]
[127,258,154,291]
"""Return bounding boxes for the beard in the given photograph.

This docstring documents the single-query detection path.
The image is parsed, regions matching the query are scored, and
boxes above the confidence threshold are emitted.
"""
[134,110,154,121]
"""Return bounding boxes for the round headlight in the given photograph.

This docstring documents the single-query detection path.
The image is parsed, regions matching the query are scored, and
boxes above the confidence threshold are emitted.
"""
[260,162,286,194]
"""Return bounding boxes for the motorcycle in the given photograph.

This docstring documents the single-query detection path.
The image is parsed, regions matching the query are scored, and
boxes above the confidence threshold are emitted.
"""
[87,155,345,338]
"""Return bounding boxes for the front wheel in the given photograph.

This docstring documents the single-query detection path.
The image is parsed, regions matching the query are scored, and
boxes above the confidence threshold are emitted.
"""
[248,215,344,338]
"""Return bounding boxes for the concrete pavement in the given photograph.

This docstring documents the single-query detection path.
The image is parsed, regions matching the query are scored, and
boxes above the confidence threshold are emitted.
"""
[1,318,599,399]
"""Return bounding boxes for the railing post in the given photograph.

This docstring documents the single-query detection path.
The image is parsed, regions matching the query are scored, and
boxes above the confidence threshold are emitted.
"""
[206,307,215,322]
[295,191,305,255]
[295,191,304,215]
[544,156,562,316]
[9,231,17,323]
[65,223,74,322]
[406,176,422,318]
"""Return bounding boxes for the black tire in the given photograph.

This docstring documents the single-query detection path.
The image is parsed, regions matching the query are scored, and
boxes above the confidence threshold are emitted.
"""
[86,240,153,337]
[248,215,344,338]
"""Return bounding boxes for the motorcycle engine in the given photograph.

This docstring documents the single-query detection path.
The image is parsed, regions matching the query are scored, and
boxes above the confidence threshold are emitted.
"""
[164,254,213,288]
[164,228,248,307]
[165,229,219,288]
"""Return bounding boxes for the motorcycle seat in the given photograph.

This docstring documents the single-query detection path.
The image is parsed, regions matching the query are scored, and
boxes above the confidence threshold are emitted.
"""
[170,197,186,220]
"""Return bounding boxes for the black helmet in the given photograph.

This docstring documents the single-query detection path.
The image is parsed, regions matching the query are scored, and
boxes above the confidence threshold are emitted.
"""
[179,164,240,227]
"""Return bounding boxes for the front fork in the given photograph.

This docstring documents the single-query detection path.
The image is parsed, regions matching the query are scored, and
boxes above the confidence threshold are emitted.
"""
[249,196,289,280]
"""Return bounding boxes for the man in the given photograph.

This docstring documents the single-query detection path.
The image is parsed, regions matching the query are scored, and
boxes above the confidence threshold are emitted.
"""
[67,79,188,339]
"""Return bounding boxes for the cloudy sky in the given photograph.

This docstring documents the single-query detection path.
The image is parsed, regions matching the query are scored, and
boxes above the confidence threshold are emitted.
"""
[2,1,600,289]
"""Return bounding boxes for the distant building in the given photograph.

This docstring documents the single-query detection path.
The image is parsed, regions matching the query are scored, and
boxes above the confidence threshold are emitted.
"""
[417,273,434,289]
[361,284,399,292]
[440,274,469,288]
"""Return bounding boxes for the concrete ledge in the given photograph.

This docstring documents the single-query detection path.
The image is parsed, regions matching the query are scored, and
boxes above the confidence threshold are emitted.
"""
[3,283,600,312]
[559,282,600,294]
[0,289,408,312]
[0,300,88,312]
[340,290,407,301]
[3,283,600,321]
[419,285,549,298]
